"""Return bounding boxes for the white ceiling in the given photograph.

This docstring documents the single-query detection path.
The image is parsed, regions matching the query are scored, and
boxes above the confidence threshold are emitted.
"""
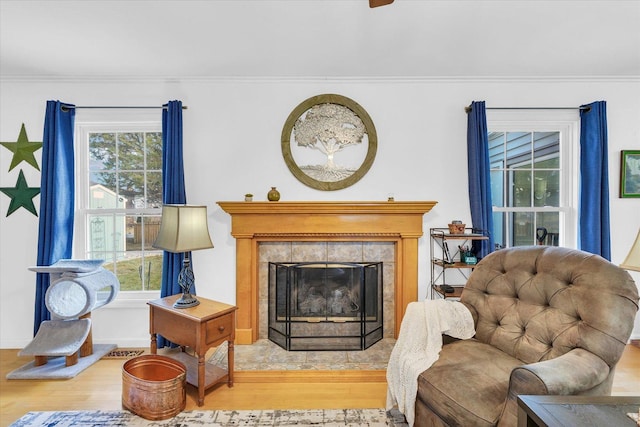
[1,0,639,80]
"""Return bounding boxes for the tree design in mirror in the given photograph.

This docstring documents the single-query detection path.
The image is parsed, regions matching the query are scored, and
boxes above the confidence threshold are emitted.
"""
[281,94,377,191]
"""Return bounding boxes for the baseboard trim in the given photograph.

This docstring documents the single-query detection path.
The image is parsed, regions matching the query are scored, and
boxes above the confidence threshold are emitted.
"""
[234,369,386,383]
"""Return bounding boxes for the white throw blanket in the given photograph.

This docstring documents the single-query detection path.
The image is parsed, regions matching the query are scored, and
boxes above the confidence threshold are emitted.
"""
[386,299,475,426]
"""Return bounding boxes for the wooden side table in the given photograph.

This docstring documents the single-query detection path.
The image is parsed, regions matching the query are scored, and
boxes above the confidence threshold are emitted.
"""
[517,395,640,427]
[148,295,237,406]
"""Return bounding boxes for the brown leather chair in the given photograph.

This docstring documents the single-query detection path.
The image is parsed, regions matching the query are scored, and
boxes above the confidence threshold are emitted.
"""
[415,246,639,427]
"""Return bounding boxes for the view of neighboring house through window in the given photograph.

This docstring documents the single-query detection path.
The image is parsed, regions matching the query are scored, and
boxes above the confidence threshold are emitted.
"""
[490,131,561,248]
[486,109,579,250]
[77,123,163,292]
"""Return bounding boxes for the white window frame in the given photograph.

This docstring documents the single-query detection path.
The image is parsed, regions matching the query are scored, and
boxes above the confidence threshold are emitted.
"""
[487,109,580,249]
[75,119,163,302]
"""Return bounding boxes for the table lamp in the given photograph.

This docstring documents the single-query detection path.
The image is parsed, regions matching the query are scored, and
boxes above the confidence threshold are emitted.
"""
[620,229,640,272]
[153,204,214,308]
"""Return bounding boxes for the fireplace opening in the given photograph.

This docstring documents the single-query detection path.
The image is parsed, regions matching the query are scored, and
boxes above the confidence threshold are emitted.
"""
[268,261,383,351]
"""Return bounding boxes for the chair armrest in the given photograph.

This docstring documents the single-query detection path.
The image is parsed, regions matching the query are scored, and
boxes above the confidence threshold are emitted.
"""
[442,302,478,344]
[498,348,612,426]
[459,301,478,327]
[509,348,610,396]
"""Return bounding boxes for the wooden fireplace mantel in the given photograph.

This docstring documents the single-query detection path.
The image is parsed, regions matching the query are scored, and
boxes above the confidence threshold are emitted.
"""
[217,201,437,344]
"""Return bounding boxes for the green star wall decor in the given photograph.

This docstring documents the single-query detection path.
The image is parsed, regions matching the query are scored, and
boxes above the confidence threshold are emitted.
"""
[1,123,42,172]
[0,169,40,216]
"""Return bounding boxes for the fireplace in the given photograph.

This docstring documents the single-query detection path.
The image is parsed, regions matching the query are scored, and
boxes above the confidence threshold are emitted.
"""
[218,201,437,345]
[268,261,383,351]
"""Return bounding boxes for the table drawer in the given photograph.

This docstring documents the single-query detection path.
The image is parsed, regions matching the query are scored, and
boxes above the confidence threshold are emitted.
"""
[205,313,233,343]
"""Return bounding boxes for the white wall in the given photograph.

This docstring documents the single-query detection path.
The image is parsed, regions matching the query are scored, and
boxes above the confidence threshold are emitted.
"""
[1,77,639,348]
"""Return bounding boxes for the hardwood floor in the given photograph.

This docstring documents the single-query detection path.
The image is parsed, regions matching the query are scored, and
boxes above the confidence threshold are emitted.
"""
[1,345,639,427]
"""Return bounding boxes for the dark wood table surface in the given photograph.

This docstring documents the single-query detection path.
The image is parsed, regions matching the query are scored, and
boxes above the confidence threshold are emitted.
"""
[518,395,640,427]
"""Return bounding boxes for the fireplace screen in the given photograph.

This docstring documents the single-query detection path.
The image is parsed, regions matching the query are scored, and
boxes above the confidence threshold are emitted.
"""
[268,262,383,351]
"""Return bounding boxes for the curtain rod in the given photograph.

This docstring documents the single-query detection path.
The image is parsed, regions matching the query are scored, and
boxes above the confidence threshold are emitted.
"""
[465,105,589,113]
[61,105,188,111]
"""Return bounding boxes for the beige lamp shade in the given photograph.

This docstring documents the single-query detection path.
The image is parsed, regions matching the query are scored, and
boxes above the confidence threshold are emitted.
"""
[620,229,640,272]
[153,204,213,253]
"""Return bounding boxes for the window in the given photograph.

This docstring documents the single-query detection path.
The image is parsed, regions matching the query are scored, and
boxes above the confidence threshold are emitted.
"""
[487,112,579,249]
[76,122,163,293]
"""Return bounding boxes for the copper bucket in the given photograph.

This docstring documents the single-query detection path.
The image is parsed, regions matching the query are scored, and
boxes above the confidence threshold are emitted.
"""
[122,355,186,420]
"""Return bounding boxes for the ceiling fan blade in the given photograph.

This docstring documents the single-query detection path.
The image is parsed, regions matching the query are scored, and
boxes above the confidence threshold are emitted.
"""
[369,0,394,8]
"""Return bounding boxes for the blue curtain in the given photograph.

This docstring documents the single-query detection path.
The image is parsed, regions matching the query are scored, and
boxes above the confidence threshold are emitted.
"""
[466,101,494,259]
[158,100,187,348]
[34,101,76,334]
[579,101,611,260]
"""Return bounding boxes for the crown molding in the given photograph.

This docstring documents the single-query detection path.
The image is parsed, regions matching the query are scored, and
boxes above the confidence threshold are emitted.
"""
[1,75,639,84]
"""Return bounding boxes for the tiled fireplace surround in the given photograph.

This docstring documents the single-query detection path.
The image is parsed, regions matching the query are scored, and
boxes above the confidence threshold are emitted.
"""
[218,201,437,348]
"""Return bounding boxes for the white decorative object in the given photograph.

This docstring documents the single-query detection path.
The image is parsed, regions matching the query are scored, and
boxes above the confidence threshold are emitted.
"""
[18,260,120,369]
[29,259,119,319]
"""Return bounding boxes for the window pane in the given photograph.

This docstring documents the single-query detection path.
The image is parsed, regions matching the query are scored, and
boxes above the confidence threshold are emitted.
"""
[89,132,116,172]
[89,181,124,209]
[146,172,163,208]
[533,132,560,166]
[117,132,145,170]
[88,214,126,253]
[121,214,163,290]
[143,253,164,291]
[492,211,506,250]
[114,251,142,291]
[143,253,163,291]
[489,132,505,169]
[535,157,560,169]
[143,216,162,250]
[146,132,163,170]
[88,215,107,253]
[94,252,162,292]
[113,251,163,291]
[126,215,162,251]
[534,170,559,207]
[506,132,531,168]
[512,211,534,246]
[509,170,532,207]
[536,212,560,246]
[118,172,145,208]
[491,170,504,207]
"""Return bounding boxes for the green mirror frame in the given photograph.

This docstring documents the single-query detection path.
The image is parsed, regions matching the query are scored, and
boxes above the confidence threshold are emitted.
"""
[281,94,377,191]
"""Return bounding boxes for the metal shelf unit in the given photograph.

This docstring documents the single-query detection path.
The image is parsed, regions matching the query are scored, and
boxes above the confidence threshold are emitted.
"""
[430,227,488,299]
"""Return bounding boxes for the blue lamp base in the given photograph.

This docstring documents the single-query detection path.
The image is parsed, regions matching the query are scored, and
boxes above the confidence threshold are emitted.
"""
[173,255,200,309]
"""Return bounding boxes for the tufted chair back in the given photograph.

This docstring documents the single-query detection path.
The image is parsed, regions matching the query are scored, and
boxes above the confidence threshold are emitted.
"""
[461,246,638,371]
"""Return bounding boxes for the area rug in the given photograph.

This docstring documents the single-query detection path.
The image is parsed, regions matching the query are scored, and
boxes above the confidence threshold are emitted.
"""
[10,409,409,426]
[5,344,116,380]
[102,348,146,359]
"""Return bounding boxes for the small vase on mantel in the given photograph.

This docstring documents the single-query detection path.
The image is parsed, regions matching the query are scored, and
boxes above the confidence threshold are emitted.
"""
[267,187,281,202]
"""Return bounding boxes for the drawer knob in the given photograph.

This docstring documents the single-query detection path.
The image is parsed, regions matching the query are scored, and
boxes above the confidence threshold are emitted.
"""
[218,325,225,332]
